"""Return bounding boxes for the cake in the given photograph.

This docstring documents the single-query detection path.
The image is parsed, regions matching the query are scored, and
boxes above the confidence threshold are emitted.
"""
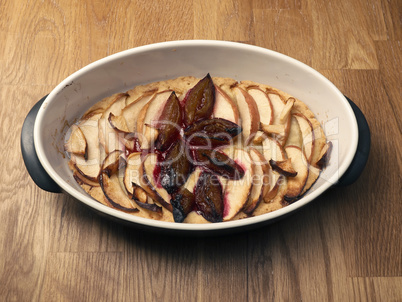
[65,74,331,223]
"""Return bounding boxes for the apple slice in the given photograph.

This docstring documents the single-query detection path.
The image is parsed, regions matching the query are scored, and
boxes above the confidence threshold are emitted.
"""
[316,141,333,169]
[121,92,155,133]
[87,186,111,207]
[102,93,129,119]
[72,155,101,183]
[285,115,303,148]
[213,85,240,124]
[136,90,173,146]
[263,177,281,202]
[80,94,118,120]
[223,148,254,221]
[267,92,291,145]
[247,87,273,126]
[271,175,288,207]
[72,171,99,187]
[98,150,139,213]
[72,113,102,183]
[233,87,260,144]
[123,152,143,196]
[293,113,315,163]
[98,93,128,154]
[249,130,268,145]
[253,175,287,215]
[300,165,321,197]
[261,124,285,135]
[299,141,332,197]
[99,173,139,212]
[310,127,327,166]
[131,183,163,214]
[140,153,173,212]
[101,149,126,175]
[279,97,295,124]
[124,152,163,213]
[261,135,286,162]
[69,161,100,187]
[243,148,270,215]
[139,124,159,150]
[260,136,286,201]
[284,146,309,202]
[269,158,297,177]
[108,113,140,151]
[65,125,87,158]
[108,113,130,133]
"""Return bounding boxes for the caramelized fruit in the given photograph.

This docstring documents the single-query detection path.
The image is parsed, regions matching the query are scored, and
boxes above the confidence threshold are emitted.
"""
[194,149,244,180]
[183,73,215,126]
[184,118,242,147]
[159,140,193,194]
[171,187,195,222]
[155,91,182,151]
[194,171,224,223]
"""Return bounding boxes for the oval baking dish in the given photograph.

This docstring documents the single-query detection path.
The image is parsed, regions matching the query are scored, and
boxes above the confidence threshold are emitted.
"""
[21,40,370,234]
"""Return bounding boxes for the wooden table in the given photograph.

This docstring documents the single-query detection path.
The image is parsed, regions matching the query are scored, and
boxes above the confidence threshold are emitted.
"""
[1,0,401,301]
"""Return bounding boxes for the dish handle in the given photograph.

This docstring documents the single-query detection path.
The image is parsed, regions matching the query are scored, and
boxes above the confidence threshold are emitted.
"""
[336,96,371,186]
[21,96,63,193]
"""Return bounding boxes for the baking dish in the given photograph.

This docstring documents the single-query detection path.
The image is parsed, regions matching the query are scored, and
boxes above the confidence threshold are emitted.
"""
[21,40,370,234]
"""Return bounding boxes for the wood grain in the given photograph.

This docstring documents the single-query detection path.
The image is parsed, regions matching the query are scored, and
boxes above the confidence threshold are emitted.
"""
[0,0,401,301]
[253,8,313,65]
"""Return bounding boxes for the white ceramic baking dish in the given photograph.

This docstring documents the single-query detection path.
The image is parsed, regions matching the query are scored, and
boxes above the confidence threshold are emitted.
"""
[21,40,370,234]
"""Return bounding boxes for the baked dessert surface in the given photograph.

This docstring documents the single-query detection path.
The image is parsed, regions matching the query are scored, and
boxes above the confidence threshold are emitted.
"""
[65,75,331,223]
